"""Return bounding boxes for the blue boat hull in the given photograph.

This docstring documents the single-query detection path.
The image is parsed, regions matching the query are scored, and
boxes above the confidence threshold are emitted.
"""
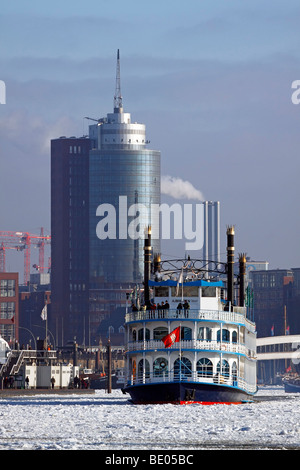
[122,381,253,404]
[284,380,300,393]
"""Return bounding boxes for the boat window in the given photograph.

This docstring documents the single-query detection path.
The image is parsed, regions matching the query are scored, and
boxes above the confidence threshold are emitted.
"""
[202,286,216,297]
[232,361,238,380]
[197,358,213,377]
[217,359,230,377]
[153,327,168,340]
[181,327,192,340]
[174,357,192,378]
[138,359,150,378]
[217,329,230,342]
[154,287,169,297]
[171,286,198,297]
[232,331,238,343]
[198,327,212,341]
[153,357,168,377]
[138,328,150,341]
[108,326,114,335]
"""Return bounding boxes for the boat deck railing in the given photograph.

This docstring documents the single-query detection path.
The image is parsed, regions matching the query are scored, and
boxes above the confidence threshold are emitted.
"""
[126,371,257,395]
[125,308,255,331]
[127,339,255,358]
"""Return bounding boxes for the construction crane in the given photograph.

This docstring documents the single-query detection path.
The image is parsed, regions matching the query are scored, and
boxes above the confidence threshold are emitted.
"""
[0,244,24,272]
[84,117,100,122]
[0,228,51,285]
[33,256,51,274]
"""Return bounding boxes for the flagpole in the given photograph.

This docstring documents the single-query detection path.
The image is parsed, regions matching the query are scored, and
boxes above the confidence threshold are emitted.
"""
[181,268,183,302]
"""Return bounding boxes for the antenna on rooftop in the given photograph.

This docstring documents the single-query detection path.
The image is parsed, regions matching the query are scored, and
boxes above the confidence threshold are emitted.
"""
[114,49,123,113]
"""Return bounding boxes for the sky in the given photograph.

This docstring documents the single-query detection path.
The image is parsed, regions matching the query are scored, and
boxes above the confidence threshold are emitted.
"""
[1,0,300,276]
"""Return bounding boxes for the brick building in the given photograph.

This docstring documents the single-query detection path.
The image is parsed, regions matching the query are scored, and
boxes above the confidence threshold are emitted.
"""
[0,272,19,344]
[252,269,298,337]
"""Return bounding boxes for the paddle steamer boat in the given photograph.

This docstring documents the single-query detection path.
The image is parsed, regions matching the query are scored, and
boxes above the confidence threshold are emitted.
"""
[122,226,257,404]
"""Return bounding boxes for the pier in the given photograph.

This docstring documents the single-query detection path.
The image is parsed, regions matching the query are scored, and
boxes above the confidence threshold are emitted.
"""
[257,334,300,383]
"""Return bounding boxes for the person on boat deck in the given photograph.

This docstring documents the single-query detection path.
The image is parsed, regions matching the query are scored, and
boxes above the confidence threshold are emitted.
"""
[131,303,138,312]
[183,300,190,317]
[176,302,182,317]
[164,300,170,309]
[148,301,156,318]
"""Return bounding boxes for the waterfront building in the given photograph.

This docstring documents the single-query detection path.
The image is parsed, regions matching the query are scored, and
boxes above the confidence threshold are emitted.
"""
[50,137,90,345]
[19,289,51,349]
[252,269,294,337]
[0,272,19,344]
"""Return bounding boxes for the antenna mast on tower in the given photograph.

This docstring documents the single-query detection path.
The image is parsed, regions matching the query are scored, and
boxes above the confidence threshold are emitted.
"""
[114,49,123,112]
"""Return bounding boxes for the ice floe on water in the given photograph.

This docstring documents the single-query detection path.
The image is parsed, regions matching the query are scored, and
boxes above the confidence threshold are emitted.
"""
[0,386,299,450]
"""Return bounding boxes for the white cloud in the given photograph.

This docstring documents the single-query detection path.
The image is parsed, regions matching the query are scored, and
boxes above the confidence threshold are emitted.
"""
[161,175,204,201]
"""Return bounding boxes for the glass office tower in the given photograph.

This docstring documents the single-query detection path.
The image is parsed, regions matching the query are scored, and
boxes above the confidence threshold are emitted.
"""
[89,106,161,288]
[89,50,160,296]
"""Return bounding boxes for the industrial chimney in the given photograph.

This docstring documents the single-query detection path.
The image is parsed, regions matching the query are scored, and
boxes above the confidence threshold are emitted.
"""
[239,253,247,307]
[226,226,235,310]
[144,226,152,306]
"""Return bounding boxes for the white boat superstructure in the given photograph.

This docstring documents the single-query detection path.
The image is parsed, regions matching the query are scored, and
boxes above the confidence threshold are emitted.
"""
[122,227,257,404]
[124,281,257,397]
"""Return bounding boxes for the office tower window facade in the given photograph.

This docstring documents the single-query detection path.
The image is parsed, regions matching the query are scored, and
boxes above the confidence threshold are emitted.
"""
[51,137,90,346]
[89,148,160,285]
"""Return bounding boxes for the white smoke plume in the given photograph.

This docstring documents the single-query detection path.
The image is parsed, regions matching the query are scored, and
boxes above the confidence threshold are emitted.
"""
[161,175,204,201]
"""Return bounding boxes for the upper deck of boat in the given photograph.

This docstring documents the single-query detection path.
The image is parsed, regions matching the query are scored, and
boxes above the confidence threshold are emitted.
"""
[125,307,256,333]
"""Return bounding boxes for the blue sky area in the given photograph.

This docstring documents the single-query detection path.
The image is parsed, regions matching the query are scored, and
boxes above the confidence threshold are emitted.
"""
[1,0,300,273]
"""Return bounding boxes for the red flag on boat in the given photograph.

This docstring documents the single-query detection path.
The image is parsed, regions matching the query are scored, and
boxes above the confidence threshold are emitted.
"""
[162,327,181,348]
